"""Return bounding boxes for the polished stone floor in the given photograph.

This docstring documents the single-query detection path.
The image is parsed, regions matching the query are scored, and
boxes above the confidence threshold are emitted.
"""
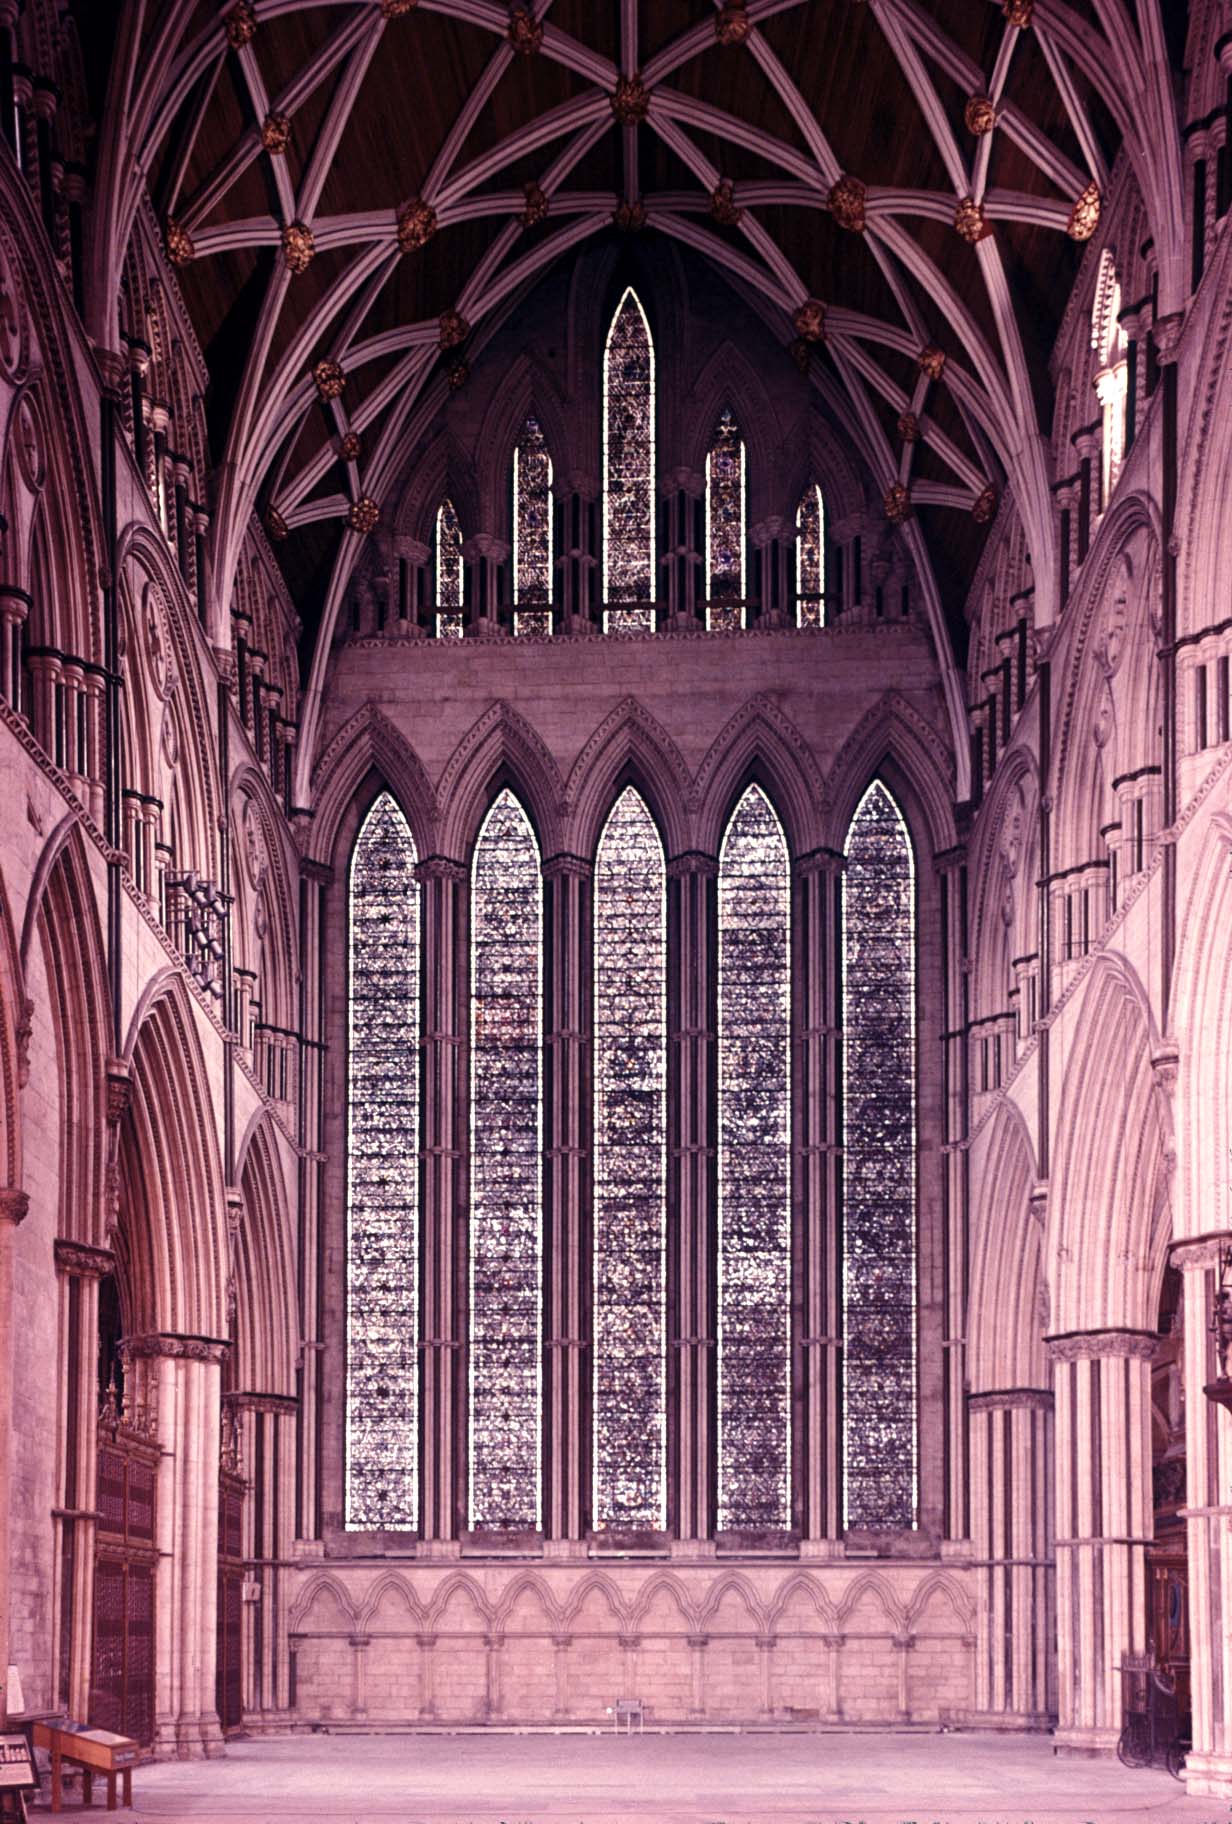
[94,1730,1223,1824]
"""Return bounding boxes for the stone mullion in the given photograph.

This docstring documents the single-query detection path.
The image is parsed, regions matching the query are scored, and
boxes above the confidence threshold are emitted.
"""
[0,1187,27,1724]
[417,858,467,1547]
[542,855,592,1545]
[938,847,970,1539]
[794,849,842,1547]
[295,864,327,1543]
[667,854,718,1545]
[1047,1329,1154,1752]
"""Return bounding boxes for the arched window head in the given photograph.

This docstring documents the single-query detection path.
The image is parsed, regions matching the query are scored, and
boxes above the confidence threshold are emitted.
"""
[593,787,667,1530]
[706,408,746,631]
[796,484,826,627]
[435,498,464,640]
[513,415,553,636]
[1091,251,1127,509]
[346,792,420,1530]
[469,789,542,1529]
[842,780,917,1532]
[717,783,791,1532]
[603,287,655,633]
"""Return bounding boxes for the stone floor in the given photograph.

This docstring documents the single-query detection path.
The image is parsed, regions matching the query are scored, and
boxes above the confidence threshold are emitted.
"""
[83,1730,1225,1824]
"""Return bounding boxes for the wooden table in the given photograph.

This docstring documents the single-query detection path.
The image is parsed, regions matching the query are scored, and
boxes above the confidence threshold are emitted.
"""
[30,1723,138,1813]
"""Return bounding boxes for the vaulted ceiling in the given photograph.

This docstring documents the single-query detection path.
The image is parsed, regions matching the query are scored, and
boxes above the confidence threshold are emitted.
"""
[84,0,1185,796]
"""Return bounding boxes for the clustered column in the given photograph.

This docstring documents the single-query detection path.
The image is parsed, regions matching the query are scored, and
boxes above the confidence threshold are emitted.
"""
[968,1389,1055,1724]
[1047,1328,1154,1751]
[51,1239,114,1720]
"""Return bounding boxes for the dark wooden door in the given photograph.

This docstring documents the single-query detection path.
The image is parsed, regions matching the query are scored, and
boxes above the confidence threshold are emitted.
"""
[89,1436,158,1744]
[215,1473,245,1732]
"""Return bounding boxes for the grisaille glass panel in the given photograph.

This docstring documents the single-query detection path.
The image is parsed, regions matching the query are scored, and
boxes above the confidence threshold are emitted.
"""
[514,415,553,637]
[843,781,917,1530]
[469,789,542,1529]
[706,409,745,631]
[593,788,666,1529]
[717,785,791,1530]
[603,287,656,634]
[346,792,420,1529]
[796,484,825,626]
[436,498,464,640]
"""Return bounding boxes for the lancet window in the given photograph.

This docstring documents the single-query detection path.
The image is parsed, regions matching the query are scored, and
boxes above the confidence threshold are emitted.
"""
[592,787,667,1530]
[435,498,464,640]
[716,784,792,1531]
[513,415,553,637]
[706,409,746,632]
[345,793,420,1530]
[796,484,826,626]
[469,790,543,1529]
[842,781,917,1531]
[603,288,655,634]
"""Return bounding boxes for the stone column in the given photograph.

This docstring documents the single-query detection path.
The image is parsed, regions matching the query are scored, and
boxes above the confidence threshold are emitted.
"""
[659,469,704,630]
[0,584,28,713]
[1170,1233,1232,1795]
[542,854,591,1547]
[51,1240,115,1719]
[794,848,843,1548]
[968,1388,1055,1725]
[416,857,467,1548]
[552,1635,572,1718]
[394,537,430,635]
[938,844,971,1541]
[0,1186,28,1725]
[121,1333,227,1757]
[667,852,718,1546]
[556,473,600,634]
[230,1392,298,1720]
[463,534,509,636]
[750,517,788,628]
[687,1635,708,1718]
[1047,1327,1154,1752]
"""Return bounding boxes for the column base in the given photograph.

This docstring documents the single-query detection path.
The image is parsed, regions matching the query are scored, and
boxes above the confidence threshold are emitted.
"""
[1051,1725,1120,1756]
[1182,1750,1232,1797]
[799,1537,846,1561]
[960,1708,1055,1733]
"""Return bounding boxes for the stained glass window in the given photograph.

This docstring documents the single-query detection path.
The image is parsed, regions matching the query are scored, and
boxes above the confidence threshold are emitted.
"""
[843,781,917,1531]
[469,789,542,1529]
[593,788,666,1529]
[717,785,791,1531]
[513,415,553,637]
[346,792,420,1530]
[435,498,464,640]
[603,287,656,635]
[796,484,825,627]
[706,409,745,632]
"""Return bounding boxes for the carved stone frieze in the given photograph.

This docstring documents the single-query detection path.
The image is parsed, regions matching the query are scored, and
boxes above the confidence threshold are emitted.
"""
[1044,1328,1156,1364]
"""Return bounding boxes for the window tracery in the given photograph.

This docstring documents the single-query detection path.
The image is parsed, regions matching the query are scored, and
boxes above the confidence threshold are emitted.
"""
[346,792,420,1530]
[843,781,917,1531]
[603,288,656,634]
[706,409,745,631]
[513,415,553,637]
[469,789,543,1529]
[435,498,464,640]
[717,784,791,1532]
[592,787,667,1530]
[796,484,826,626]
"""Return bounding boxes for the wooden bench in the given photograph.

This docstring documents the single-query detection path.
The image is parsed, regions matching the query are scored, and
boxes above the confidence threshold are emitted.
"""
[31,1723,138,1814]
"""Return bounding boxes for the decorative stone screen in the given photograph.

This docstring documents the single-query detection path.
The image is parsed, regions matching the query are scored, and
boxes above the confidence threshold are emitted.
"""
[435,498,464,640]
[513,415,553,636]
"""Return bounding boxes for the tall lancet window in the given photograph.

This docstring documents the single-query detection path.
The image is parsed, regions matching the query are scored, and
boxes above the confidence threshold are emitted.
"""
[593,788,667,1529]
[717,785,791,1531]
[843,781,917,1530]
[469,790,542,1529]
[346,793,420,1529]
[513,415,553,638]
[706,409,746,631]
[796,484,826,627]
[603,287,655,634]
[435,498,464,640]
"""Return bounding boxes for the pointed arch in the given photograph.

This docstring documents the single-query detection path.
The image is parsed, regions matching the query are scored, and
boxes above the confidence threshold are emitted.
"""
[592,786,667,1532]
[685,340,782,492]
[358,1573,424,1634]
[716,783,791,1533]
[0,863,25,1195]
[233,1117,299,1398]
[434,496,465,637]
[794,481,826,628]
[437,701,564,861]
[766,1572,840,1633]
[468,788,542,1531]
[345,791,420,1531]
[117,977,228,1339]
[565,697,693,861]
[695,694,824,860]
[967,1100,1044,1393]
[821,691,957,858]
[309,703,438,869]
[603,286,655,618]
[843,779,917,1532]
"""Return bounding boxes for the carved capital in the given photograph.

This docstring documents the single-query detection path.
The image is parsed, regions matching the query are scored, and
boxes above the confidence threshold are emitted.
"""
[54,1238,114,1278]
[0,1186,28,1226]
[106,1060,132,1127]
[120,1331,230,1364]
[1044,1327,1156,1364]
